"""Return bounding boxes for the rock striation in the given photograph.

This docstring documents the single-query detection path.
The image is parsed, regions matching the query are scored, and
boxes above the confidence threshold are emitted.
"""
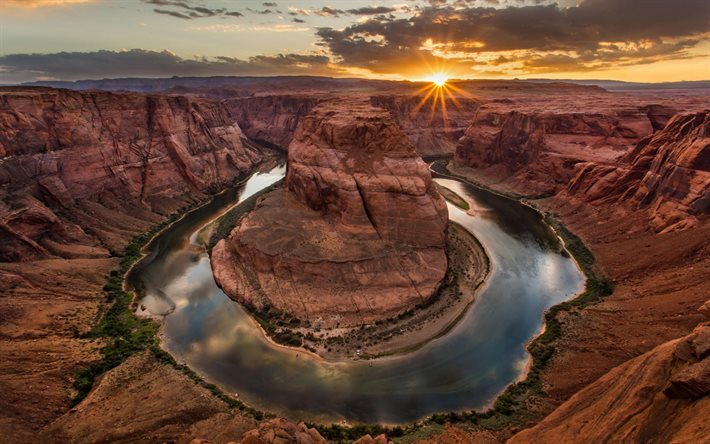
[509,302,710,444]
[0,87,261,260]
[226,95,320,149]
[566,111,709,232]
[212,99,449,327]
[453,109,656,195]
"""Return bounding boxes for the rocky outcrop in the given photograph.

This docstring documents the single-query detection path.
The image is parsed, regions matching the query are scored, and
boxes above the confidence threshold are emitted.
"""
[509,303,710,444]
[567,111,709,232]
[0,87,261,260]
[212,99,448,327]
[453,109,656,195]
[238,419,326,444]
[225,95,320,149]
[371,94,479,156]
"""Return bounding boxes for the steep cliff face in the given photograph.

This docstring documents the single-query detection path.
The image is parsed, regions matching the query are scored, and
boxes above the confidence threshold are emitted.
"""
[370,95,479,156]
[225,95,320,150]
[567,112,709,232]
[453,109,655,195]
[509,309,709,444]
[212,99,449,327]
[0,88,261,260]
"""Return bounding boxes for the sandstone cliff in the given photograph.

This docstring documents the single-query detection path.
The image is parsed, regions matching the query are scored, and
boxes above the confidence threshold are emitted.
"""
[225,95,320,149]
[212,99,448,327]
[453,109,656,195]
[566,111,709,232]
[509,306,709,444]
[0,87,261,261]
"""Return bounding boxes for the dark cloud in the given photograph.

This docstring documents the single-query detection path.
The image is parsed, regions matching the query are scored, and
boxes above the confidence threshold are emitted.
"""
[292,18,306,23]
[142,0,242,19]
[263,2,277,6]
[346,6,396,15]
[313,7,345,17]
[316,0,709,74]
[0,49,336,83]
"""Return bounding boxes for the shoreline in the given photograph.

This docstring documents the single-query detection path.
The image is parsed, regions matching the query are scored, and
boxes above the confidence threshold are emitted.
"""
[222,220,491,363]
[117,155,602,435]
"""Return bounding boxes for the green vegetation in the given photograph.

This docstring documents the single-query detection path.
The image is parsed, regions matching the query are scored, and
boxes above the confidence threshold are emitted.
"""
[71,181,270,421]
[434,182,471,211]
[410,210,614,432]
[72,221,175,405]
[207,178,284,250]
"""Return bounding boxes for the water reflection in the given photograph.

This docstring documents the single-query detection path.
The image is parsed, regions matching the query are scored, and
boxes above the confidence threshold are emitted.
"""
[131,166,585,424]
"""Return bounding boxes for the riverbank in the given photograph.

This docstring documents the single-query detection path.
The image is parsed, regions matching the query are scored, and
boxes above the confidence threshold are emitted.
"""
[199,184,490,361]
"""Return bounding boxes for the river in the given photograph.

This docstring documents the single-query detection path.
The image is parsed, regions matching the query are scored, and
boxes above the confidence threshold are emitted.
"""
[128,163,584,424]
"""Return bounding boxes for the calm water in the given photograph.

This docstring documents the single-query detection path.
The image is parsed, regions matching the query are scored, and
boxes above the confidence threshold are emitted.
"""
[129,165,584,424]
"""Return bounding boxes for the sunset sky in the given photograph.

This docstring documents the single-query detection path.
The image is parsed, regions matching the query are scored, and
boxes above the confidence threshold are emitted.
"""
[1,0,708,84]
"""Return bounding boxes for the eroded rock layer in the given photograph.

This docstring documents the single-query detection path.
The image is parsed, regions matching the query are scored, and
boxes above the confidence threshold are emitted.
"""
[212,99,448,327]
[0,87,261,261]
[453,109,657,195]
[509,314,710,443]
[566,111,709,232]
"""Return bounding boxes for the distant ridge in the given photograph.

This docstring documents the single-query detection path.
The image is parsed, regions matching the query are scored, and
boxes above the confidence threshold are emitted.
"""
[522,79,710,90]
[12,75,709,93]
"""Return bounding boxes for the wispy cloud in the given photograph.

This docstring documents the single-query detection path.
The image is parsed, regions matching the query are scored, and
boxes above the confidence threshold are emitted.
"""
[141,0,242,19]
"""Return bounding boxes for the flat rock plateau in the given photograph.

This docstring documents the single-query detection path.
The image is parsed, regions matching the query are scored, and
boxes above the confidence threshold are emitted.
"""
[0,78,708,443]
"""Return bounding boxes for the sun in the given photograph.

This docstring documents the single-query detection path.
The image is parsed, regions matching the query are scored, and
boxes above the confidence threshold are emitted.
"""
[429,73,449,87]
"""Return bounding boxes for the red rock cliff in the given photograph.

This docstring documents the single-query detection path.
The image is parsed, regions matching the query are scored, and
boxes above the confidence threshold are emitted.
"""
[0,87,261,261]
[212,99,449,327]
[566,111,709,232]
[453,109,655,195]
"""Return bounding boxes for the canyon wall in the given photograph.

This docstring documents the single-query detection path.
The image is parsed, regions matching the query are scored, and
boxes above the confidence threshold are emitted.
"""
[566,111,709,232]
[224,95,320,149]
[509,305,709,444]
[212,99,449,327]
[453,108,657,196]
[0,87,262,261]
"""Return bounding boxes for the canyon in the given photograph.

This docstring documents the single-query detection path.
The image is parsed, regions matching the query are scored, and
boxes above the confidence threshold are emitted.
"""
[0,79,708,443]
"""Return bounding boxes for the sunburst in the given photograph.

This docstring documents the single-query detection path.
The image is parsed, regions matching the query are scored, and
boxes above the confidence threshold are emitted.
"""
[410,72,473,128]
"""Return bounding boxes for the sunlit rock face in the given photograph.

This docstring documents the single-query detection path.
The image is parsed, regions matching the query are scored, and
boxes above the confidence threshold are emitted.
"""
[212,99,449,327]
[0,88,261,261]
[510,313,710,444]
[566,111,710,232]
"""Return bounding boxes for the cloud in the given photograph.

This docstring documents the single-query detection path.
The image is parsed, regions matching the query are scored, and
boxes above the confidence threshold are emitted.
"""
[313,6,345,17]
[0,49,337,83]
[316,0,710,76]
[141,0,242,19]
[346,6,396,15]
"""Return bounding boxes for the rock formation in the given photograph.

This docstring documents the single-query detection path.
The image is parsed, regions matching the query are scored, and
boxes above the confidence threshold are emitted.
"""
[566,111,709,232]
[0,87,261,260]
[212,99,448,327]
[453,109,656,195]
[238,419,326,444]
[509,302,710,444]
[226,95,320,149]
